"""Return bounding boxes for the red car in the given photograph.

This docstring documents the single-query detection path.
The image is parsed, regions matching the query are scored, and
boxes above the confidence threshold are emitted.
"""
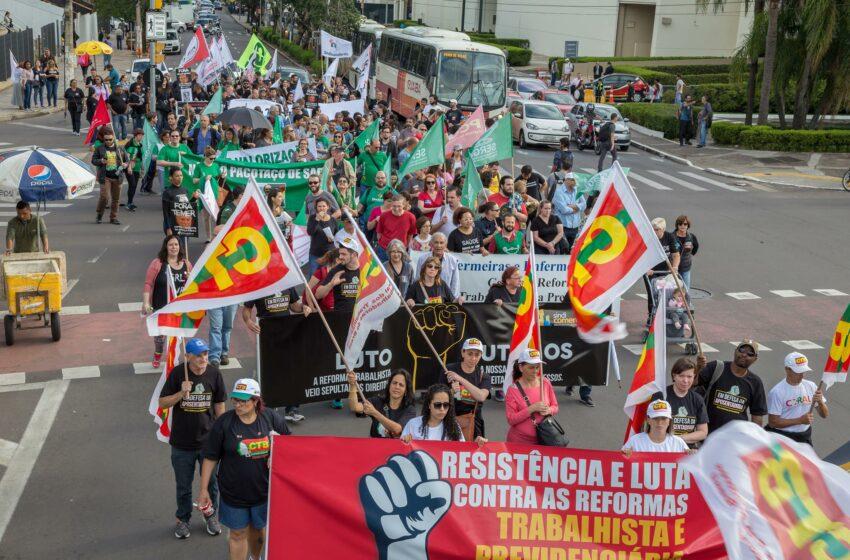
[532,89,577,116]
[590,73,649,102]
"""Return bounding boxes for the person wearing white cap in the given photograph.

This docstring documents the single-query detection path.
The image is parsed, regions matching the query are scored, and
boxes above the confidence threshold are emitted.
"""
[440,338,492,442]
[766,352,828,445]
[505,348,561,445]
[622,400,689,454]
[199,378,289,560]
[547,160,585,252]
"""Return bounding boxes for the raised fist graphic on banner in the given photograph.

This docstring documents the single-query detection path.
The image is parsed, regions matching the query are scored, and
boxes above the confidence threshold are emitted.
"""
[359,451,452,560]
[405,304,466,389]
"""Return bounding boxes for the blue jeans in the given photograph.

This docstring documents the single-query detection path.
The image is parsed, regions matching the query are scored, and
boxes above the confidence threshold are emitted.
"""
[698,121,708,146]
[46,79,57,106]
[112,114,127,139]
[32,85,43,106]
[132,114,145,131]
[680,269,692,291]
[208,305,236,362]
[23,82,32,109]
[567,385,592,399]
[674,92,682,105]
[171,446,219,522]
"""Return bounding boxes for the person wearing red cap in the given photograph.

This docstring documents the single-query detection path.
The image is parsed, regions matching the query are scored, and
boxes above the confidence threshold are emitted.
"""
[766,352,829,445]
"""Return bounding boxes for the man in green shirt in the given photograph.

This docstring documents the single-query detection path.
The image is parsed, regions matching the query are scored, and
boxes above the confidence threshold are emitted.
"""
[5,201,49,254]
[357,170,394,219]
[157,130,192,192]
[356,139,388,190]
[493,214,526,254]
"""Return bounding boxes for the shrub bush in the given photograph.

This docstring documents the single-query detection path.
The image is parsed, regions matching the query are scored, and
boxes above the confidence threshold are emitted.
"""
[393,19,421,27]
[710,122,850,152]
[481,43,531,66]
[662,83,748,112]
[682,73,729,84]
[469,34,530,49]
[651,64,731,75]
[617,103,698,140]
[613,64,674,83]
[547,56,720,66]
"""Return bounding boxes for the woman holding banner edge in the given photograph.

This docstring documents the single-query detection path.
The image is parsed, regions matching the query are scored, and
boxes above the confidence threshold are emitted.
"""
[347,370,416,438]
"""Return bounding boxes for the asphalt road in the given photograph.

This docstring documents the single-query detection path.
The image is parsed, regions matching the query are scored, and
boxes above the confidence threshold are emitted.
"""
[1,12,850,559]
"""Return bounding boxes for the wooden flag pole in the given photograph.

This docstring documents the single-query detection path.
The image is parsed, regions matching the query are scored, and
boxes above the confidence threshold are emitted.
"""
[181,337,189,383]
[809,380,824,414]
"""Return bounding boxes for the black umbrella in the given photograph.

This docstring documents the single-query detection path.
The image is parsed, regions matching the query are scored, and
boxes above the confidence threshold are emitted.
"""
[218,107,271,129]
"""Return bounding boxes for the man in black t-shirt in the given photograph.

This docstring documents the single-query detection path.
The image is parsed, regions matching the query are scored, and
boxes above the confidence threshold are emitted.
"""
[515,165,547,202]
[157,338,226,539]
[315,237,361,313]
[440,338,491,439]
[107,84,129,140]
[696,340,768,433]
[445,99,463,131]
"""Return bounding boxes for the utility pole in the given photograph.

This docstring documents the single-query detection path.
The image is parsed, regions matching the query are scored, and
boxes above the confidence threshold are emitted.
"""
[63,0,74,86]
[149,0,157,113]
[136,1,143,55]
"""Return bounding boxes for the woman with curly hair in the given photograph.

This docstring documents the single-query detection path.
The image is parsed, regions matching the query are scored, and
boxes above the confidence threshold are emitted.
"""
[401,384,464,442]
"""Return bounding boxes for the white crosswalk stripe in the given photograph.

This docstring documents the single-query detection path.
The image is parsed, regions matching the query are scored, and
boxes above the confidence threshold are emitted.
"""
[0,211,50,217]
[730,341,772,351]
[783,340,823,350]
[770,290,805,298]
[680,171,747,192]
[627,171,672,191]
[647,170,708,192]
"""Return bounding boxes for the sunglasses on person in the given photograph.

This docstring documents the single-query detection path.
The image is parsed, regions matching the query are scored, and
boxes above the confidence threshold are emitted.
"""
[425,264,441,270]
[431,401,450,410]
[677,222,689,227]
[737,349,757,357]
[308,180,320,185]
[104,137,114,142]
[425,180,436,184]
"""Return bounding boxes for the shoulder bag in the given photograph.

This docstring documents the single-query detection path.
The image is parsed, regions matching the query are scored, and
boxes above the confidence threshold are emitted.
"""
[516,381,569,447]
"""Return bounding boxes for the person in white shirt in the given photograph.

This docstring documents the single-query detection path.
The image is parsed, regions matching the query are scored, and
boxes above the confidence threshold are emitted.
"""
[401,384,466,442]
[622,400,690,454]
[766,352,828,446]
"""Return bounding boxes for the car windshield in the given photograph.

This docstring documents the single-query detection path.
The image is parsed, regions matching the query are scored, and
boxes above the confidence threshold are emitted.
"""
[132,61,150,73]
[437,51,506,109]
[593,106,623,120]
[517,80,545,93]
[525,104,565,120]
[544,92,575,105]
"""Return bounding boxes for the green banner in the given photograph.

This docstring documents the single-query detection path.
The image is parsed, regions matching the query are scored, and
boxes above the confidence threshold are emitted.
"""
[398,115,446,178]
[468,114,513,167]
[353,118,380,151]
[461,156,484,209]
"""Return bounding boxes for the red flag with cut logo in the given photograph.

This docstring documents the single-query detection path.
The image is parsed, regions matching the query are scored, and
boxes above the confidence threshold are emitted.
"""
[84,95,110,145]
[147,178,303,335]
[179,27,211,69]
[148,336,180,442]
[502,250,540,393]
[445,105,486,156]
[623,302,666,442]
[567,163,666,342]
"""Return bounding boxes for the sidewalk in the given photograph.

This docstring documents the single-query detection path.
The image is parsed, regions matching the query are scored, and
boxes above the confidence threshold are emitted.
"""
[629,128,847,190]
[0,48,140,124]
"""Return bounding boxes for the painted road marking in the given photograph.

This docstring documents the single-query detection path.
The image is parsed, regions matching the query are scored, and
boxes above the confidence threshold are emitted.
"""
[814,289,848,296]
[647,170,707,192]
[220,359,243,370]
[63,278,79,297]
[61,366,101,379]
[634,293,648,300]
[628,171,673,191]
[60,305,90,315]
[119,302,143,312]
[770,290,805,298]
[0,379,69,542]
[679,343,718,353]
[87,247,108,263]
[746,182,777,193]
[0,439,18,466]
[0,211,50,217]
[680,171,747,192]
[726,292,760,300]
[730,342,772,352]
[0,372,26,385]
[133,362,158,375]
[783,340,824,350]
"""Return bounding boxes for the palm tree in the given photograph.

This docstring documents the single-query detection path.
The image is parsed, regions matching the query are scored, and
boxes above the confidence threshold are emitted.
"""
[757,0,780,125]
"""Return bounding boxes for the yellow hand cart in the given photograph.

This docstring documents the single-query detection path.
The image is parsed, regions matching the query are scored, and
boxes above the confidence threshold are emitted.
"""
[2,254,66,345]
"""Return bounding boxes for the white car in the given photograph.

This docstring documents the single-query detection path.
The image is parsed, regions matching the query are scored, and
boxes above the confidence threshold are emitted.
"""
[168,19,188,33]
[507,77,547,99]
[508,99,570,148]
[163,30,181,54]
[127,59,171,81]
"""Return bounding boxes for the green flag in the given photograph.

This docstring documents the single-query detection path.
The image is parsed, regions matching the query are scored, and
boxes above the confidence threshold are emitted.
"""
[237,34,272,73]
[203,87,223,116]
[461,156,484,209]
[272,116,283,144]
[468,114,513,167]
[381,147,393,186]
[576,167,630,195]
[320,160,336,193]
[141,120,160,176]
[353,118,381,151]
[397,115,446,178]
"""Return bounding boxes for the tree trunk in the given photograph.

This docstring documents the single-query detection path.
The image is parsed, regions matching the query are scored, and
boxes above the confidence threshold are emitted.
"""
[63,0,75,87]
[791,55,814,129]
[758,0,780,125]
[776,84,786,128]
[745,0,765,126]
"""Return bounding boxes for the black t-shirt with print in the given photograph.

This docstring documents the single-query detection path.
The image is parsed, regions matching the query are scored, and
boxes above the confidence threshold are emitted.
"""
[203,409,290,507]
[447,227,484,254]
[651,231,681,272]
[652,385,708,440]
[698,361,768,432]
[160,364,226,450]
[245,288,300,318]
[531,214,563,244]
[321,264,360,312]
[362,396,416,438]
[406,281,454,305]
[440,362,491,417]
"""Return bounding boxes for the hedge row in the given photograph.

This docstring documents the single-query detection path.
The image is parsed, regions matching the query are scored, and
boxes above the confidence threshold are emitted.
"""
[476,41,532,66]
[392,19,421,27]
[617,102,698,140]
[259,27,322,76]
[613,65,729,85]
[468,33,530,49]
[710,122,850,152]
[661,83,748,112]
[650,64,730,75]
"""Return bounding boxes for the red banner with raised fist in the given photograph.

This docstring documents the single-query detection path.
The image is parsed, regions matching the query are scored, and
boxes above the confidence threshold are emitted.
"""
[267,436,725,559]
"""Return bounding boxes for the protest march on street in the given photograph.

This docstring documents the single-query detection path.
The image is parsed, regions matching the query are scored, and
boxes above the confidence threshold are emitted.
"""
[1,2,850,559]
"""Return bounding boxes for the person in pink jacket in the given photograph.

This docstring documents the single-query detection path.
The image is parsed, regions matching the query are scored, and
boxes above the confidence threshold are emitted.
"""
[505,348,560,445]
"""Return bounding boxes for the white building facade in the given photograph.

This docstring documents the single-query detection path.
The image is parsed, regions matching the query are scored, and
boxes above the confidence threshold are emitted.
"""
[410,0,752,58]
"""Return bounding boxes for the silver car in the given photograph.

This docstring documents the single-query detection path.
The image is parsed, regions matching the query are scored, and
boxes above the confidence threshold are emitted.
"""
[567,102,631,150]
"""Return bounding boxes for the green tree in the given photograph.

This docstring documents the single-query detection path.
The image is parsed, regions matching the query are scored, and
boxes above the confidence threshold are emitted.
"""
[94,0,138,28]
[290,0,360,48]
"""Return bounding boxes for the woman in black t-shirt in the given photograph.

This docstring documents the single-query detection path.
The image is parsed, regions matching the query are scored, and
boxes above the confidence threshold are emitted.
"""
[64,79,85,135]
[406,256,456,305]
[651,357,708,449]
[347,369,416,438]
[530,200,565,254]
[484,266,523,306]
[447,207,489,255]
[142,235,192,368]
[306,199,337,259]
[199,379,289,559]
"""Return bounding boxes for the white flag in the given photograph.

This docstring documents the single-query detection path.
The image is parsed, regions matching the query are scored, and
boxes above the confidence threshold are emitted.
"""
[352,44,371,76]
[293,79,305,101]
[682,420,850,560]
[320,30,353,58]
[218,36,235,66]
[200,177,219,221]
[323,58,339,90]
[265,49,278,79]
[9,50,20,81]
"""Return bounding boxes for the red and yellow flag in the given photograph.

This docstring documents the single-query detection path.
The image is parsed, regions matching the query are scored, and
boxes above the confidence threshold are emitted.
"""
[824,303,850,390]
[148,335,180,443]
[623,304,666,442]
[503,249,541,393]
[147,178,303,336]
[567,163,666,342]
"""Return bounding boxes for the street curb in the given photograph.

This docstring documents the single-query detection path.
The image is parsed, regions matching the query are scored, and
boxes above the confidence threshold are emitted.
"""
[630,139,841,191]
[0,105,63,123]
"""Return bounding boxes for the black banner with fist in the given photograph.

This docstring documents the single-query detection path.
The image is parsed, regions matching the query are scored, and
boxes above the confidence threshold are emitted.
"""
[259,304,609,407]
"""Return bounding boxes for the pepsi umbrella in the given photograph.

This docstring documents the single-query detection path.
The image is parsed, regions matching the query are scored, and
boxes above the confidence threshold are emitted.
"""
[0,146,96,203]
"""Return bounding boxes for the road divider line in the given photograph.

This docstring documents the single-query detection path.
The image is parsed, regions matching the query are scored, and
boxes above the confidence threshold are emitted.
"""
[770,290,805,298]
[119,302,142,312]
[0,379,69,543]
[726,292,760,300]
[87,247,108,263]
[0,372,26,385]
[627,171,673,191]
[63,278,79,297]
[0,438,18,466]
[680,171,746,192]
[133,362,158,375]
[60,305,90,315]
[646,170,707,191]
[680,342,718,353]
[814,289,848,296]
[61,366,100,379]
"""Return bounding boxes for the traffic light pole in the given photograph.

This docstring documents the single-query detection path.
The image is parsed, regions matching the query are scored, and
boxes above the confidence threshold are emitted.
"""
[148,0,157,113]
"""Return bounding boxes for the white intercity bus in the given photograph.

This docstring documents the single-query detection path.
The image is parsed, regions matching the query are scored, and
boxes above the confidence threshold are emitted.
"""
[374,27,507,119]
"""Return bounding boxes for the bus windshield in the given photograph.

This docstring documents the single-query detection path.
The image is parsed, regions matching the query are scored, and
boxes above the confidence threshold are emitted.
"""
[436,51,505,109]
